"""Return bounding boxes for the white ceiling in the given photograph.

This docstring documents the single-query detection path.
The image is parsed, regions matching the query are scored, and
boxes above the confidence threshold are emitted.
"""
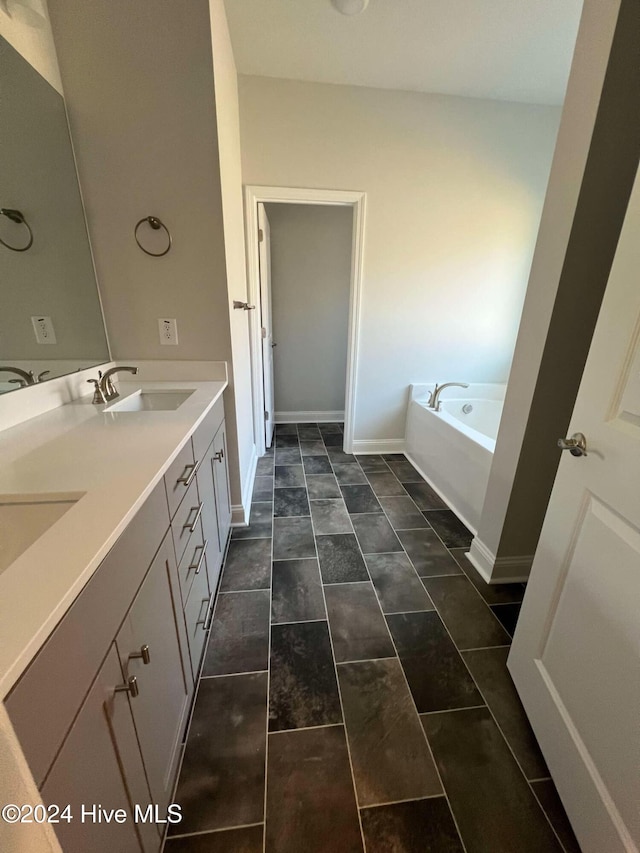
[225,0,583,106]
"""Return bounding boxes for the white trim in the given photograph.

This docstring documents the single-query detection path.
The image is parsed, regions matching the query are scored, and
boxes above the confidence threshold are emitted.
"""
[244,185,366,458]
[275,410,344,423]
[351,438,406,455]
[233,442,259,527]
[405,450,477,536]
[231,504,249,526]
[467,537,532,584]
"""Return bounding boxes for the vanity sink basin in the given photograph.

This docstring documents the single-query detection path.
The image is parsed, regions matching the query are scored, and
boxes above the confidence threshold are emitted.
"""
[106,390,195,412]
[0,493,83,577]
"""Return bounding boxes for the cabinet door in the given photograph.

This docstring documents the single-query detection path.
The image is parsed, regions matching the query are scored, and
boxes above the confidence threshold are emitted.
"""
[212,422,232,551]
[116,533,190,815]
[41,645,159,853]
[196,439,222,592]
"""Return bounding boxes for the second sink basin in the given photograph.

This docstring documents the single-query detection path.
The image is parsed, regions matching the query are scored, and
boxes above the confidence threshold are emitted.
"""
[106,390,195,413]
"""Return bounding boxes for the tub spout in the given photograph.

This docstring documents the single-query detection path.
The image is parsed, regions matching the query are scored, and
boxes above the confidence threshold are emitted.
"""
[428,382,469,412]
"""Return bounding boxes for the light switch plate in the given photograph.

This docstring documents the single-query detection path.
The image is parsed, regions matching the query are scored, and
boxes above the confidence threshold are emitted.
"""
[31,316,57,345]
[158,318,178,345]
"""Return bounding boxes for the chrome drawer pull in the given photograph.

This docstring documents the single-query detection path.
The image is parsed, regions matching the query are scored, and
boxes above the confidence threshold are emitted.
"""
[115,676,139,698]
[129,644,151,665]
[197,596,215,632]
[177,462,198,488]
[188,541,208,575]
[183,502,204,533]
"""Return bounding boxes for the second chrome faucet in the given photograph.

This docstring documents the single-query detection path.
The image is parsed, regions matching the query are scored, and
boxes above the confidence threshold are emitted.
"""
[428,382,469,412]
[88,365,138,404]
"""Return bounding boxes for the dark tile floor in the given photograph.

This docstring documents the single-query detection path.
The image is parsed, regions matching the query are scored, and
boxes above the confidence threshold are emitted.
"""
[165,424,581,853]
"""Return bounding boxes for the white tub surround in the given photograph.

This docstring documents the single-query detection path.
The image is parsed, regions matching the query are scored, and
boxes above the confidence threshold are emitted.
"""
[405,383,506,535]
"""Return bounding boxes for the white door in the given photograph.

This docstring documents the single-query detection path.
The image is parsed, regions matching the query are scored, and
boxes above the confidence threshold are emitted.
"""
[258,203,275,448]
[508,166,640,853]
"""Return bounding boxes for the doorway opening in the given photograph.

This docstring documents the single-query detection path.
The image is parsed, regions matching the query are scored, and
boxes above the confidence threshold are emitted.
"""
[244,186,366,456]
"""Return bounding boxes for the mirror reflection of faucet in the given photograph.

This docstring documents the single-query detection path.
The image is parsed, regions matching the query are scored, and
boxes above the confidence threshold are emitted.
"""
[427,382,469,412]
[88,366,138,404]
[0,366,50,388]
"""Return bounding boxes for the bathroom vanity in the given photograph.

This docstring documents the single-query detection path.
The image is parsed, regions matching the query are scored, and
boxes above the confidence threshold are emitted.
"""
[0,378,231,852]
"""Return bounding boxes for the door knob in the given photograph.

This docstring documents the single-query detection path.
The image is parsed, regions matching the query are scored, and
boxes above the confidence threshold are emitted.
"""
[558,432,587,457]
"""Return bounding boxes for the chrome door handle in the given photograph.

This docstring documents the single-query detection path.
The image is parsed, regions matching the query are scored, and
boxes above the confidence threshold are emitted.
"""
[115,676,139,698]
[558,432,587,457]
[129,644,151,665]
[233,300,256,310]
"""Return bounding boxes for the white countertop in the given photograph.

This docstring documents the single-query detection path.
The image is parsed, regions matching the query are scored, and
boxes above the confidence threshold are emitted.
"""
[0,379,227,699]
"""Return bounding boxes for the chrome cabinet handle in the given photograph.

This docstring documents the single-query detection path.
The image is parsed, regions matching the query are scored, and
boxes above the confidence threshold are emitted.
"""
[197,596,215,632]
[115,676,139,698]
[558,432,587,457]
[177,462,198,488]
[129,644,151,665]
[188,541,208,575]
[213,449,223,462]
[183,502,204,533]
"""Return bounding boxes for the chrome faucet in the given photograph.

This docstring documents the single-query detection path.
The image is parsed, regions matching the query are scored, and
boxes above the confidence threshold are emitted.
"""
[87,365,138,404]
[428,382,469,412]
[0,366,50,387]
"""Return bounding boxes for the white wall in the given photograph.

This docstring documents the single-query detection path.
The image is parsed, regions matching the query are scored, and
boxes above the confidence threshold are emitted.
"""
[265,203,352,416]
[239,76,561,441]
[0,0,62,92]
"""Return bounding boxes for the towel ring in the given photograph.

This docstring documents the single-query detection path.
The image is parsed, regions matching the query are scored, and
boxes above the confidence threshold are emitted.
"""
[134,215,172,256]
[0,208,33,252]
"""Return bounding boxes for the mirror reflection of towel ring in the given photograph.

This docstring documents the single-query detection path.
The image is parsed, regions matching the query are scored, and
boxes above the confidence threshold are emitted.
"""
[134,215,172,256]
[0,208,33,252]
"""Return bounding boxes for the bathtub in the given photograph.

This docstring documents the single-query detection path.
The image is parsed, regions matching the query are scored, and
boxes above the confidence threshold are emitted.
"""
[405,383,506,534]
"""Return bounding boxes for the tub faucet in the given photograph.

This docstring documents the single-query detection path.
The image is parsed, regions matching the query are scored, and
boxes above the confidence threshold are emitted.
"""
[428,382,469,412]
[88,365,138,403]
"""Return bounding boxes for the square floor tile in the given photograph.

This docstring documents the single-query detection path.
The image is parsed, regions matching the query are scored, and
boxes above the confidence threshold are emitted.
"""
[351,513,403,555]
[170,673,267,834]
[422,708,563,853]
[340,483,382,514]
[333,463,367,485]
[269,621,342,731]
[275,447,302,466]
[360,797,463,853]
[256,457,274,476]
[379,495,429,529]
[271,558,326,624]
[324,582,395,662]
[310,499,353,534]
[275,423,298,435]
[303,455,333,475]
[232,502,273,540]
[276,434,300,448]
[203,590,270,676]
[386,459,423,482]
[316,533,369,583]
[387,611,483,712]
[422,576,510,650]
[273,517,316,561]
[322,433,344,446]
[318,423,343,434]
[274,487,310,518]
[425,510,473,548]
[462,647,548,780]
[365,553,434,614]
[165,825,264,852]
[338,659,441,806]
[403,481,447,510]
[356,455,389,473]
[398,529,461,576]
[365,471,407,497]
[274,465,305,488]
[327,447,357,464]
[306,474,341,499]
[300,440,327,456]
[297,425,322,440]
[252,475,273,502]
[451,549,525,605]
[220,538,271,591]
[265,726,363,853]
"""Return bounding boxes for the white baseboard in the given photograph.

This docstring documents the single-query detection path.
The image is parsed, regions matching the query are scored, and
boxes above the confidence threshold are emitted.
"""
[275,410,344,423]
[467,537,532,584]
[232,444,258,527]
[351,439,406,455]
[404,451,477,537]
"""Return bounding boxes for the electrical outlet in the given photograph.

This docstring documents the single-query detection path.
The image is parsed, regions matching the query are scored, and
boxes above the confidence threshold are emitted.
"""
[31,316,57,345]
[158,318,178,345]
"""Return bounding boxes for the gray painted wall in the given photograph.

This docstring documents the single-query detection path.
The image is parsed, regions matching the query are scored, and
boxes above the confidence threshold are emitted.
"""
[265,203,352,415]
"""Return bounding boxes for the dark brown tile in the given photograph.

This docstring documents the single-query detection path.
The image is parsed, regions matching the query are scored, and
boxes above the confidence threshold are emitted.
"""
[425,510,473,548]
[303,455,333,475]
[379,495,429,530]
[310,499,353,534]
[316,533,369,583]
[333,463,368,485]
[387,611,482,712]
[306,474,341,499]
[273,517,316,560]
[274,465,305,488]
[351,513,403,555]
[265,726,363,853]
[365,471,407,497]
[231,502,273,540]
[170,673,267,835]
[422,707,563,853]
[423,576,510,650]
[273,487,310,518]
[203,590,270,676]
[271,558,326,624]
[403,480,447,510]
[398,529,461,577]
[365,553,434,614]
[490,603,522,638]
[360,797,464,853]
[340,484,382,513]
[461,647,548,780]
[451,549,525,605]
[252,475,273,502]
[165,825,264,852]
[220,538,271,591]
[338,659,442,806]
[324,582,395,662]
[269,621,342,731]
[531,780,582,853]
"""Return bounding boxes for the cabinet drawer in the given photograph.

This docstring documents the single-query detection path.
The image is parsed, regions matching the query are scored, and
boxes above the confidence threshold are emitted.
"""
[177,521,206,605]
[164,441,196,519]
[183,567,211,679]
[191,396,224,461]
[171,478,201,565]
